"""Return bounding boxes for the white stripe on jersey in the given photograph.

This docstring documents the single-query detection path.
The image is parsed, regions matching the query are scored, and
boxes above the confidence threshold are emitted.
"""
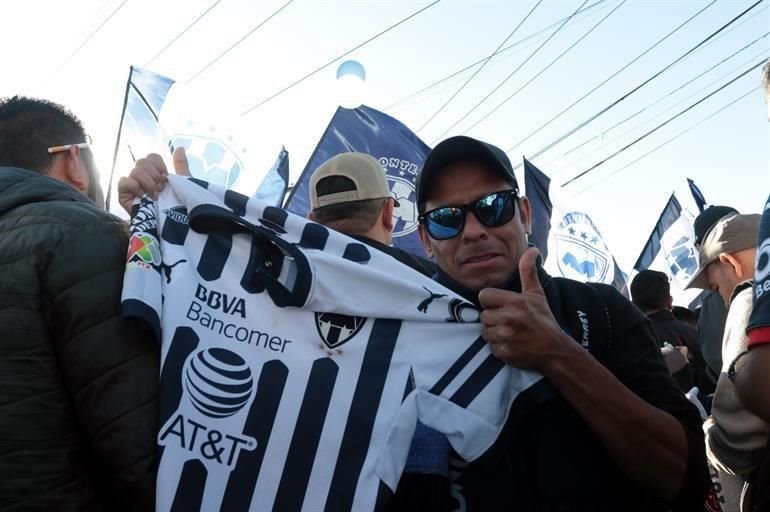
[122,176,544,512]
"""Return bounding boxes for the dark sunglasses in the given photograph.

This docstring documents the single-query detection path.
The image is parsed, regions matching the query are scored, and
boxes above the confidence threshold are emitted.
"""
[419,189,519,240]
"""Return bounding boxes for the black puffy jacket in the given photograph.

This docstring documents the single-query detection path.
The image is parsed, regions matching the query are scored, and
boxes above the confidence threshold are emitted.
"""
[0,167,159,511]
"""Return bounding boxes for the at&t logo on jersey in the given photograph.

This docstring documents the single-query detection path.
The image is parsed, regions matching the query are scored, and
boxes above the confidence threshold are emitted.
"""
[159,348,257,469]
[379,156,419,238]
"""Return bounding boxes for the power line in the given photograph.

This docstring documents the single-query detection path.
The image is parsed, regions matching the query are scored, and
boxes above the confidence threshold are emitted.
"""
[384,0,610,112]
[429,0,589,142]
[415,0,543,132]
[240,0,442,116]
[548,46,770,174]
[506,0,718,155]
[145,0,224,67]
[510,0,764,171]
[560,30,770,159]
[187,0,294,83]
[572,86,759,197]
[43,0,130,85]
[560,59,765,187]
[455,0,626,140]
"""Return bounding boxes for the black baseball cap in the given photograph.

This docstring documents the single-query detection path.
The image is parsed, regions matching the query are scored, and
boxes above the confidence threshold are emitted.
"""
[693,205,739,246]
[416,136,519,213]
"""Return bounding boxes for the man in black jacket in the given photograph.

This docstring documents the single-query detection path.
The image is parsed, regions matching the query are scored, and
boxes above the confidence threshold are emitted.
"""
[415,136,709,511]
[0,96,158,511]
[630,269,713,394]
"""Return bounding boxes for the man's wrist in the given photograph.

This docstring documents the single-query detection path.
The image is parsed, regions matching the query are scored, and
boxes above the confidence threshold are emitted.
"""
[539,331,589,378]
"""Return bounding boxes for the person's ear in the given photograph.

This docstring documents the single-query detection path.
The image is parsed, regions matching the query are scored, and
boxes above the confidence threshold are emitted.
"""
[418,224,434,258]
[382,199,395,232]
[59,145,89,194]
[518,195,532,234]
[719,253,743,278]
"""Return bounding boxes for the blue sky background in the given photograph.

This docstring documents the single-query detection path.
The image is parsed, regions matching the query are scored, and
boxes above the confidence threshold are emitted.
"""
[2,0,768,285]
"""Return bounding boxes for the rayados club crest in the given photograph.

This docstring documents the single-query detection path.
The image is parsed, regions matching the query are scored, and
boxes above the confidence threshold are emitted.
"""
[171,133,244,189]
[314,312,367,349]
[554,211,615,285]
[379,156,419,238]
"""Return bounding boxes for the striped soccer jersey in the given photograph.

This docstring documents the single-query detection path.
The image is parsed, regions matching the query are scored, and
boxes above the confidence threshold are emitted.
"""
[122,175,543,512]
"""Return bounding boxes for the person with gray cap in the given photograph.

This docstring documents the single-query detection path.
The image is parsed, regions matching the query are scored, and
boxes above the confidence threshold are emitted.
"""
[693,206,740,390]
[686,212,769,511]
[414,135,708,511]
[307,152,435,277]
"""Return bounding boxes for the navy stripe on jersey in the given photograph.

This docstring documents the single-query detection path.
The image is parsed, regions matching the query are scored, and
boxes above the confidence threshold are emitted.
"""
[374,480,394,511]
[429,336,486,396]
[342,243,371,264]
[273,358,339,511]
[188,178,209,189]
[325,319,402,512]
[259,206,288,234]
[449,354,505,408]
[170,460,206,512]
[298,223,329,250]
[197,233,232,281]
[241,236,268,294]
[222,360,289,512]
[123,298,161,342]
[161,207,190,246]
[224,190,249,217]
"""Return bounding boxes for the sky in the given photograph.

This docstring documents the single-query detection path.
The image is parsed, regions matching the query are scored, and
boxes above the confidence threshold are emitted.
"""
[1,0,768,287]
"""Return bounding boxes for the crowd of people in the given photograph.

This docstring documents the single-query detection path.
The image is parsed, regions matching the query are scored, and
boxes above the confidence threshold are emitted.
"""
[0,61,768,512]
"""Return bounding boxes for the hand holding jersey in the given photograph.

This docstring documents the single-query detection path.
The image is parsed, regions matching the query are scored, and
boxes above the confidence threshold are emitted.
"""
[117,147,190,213]
[478,247,577,373]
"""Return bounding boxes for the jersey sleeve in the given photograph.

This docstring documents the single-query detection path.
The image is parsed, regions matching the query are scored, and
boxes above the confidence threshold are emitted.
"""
[748,194,770,347]
[375,318,544,491]
[121,196,163,340]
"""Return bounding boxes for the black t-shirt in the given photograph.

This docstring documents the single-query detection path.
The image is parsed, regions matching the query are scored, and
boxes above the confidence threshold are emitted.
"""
[435,269,709,512]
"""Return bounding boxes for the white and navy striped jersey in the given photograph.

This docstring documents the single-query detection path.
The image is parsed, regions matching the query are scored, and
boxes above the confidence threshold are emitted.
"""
[122,176,543,512]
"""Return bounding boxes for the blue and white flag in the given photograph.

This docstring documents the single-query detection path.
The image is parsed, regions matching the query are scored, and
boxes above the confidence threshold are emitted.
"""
[252,146,289,207]
[523,160,628,297]
[687,178,707,213]
[523,158,552,262]
[284,106,429,257]
[633,193,700,302]
[107,66,175,212]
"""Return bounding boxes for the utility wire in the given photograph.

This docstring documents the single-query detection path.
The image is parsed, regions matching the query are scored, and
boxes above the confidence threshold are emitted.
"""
[187,0,294,83]
[560,31,770,158]
[454,0,626,140]
[560,59,765,187]
[506,0,718,155]
[43,0,130,85]
[429,0,589,141]
[415,0,543,132]
[547,46,770,173]
[145,0,224,67]
[510,0,764,170]
[384,0,610,112]
[572,86,759,196]
[241,0,442,116]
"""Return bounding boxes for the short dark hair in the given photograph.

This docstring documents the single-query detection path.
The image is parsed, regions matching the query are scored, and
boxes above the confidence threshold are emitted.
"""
[0,95,87,174]
[312,198,387,234]
[630,270,670,312]
[672,306,697,328]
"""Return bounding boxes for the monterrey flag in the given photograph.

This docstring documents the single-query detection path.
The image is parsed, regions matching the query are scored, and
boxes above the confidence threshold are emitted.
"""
[284,105,430,257]
[634,193,701,304]
[524,158,629,297]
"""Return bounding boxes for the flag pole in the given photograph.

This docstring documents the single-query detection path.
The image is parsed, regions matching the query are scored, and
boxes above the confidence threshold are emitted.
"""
[105,65,133,212]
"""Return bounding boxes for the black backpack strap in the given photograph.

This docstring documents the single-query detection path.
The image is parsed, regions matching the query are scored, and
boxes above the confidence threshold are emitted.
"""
[544,276,612,363]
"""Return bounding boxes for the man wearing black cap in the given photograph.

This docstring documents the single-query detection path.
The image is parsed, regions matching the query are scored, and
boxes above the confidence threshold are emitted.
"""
[415,136,708,511]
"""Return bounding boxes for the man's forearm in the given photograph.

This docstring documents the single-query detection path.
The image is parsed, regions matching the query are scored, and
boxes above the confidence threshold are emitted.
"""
[541,335,688,501]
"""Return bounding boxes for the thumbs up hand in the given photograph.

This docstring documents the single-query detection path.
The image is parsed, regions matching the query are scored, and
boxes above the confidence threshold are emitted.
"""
[478,247,575,373]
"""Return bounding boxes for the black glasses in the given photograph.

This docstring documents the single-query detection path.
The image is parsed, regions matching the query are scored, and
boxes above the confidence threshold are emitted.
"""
[420,189,519,240]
